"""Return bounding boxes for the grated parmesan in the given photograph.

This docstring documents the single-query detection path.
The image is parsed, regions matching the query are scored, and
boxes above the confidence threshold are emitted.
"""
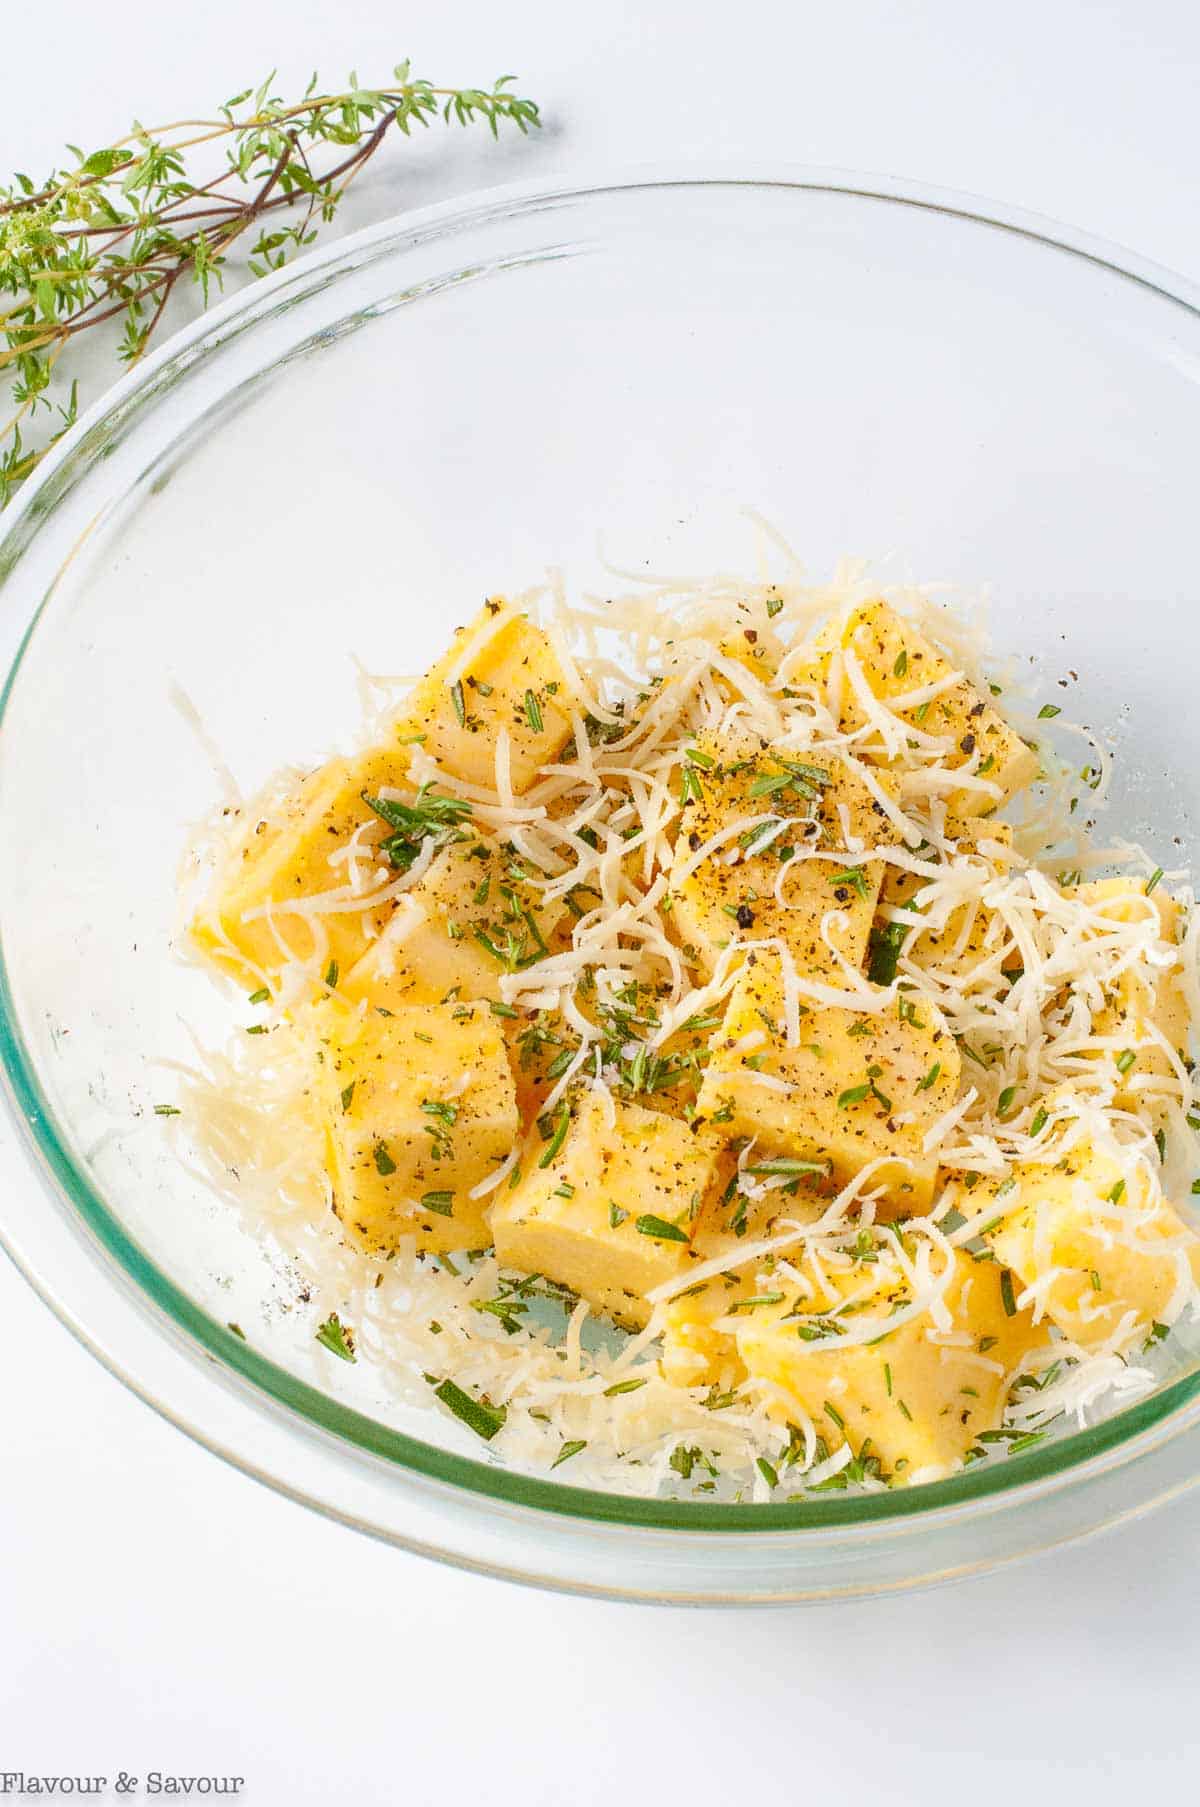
[173,539,1200,1503]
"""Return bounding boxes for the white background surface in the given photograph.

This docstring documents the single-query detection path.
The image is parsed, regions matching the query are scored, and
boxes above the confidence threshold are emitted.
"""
[3,2,1200,1799]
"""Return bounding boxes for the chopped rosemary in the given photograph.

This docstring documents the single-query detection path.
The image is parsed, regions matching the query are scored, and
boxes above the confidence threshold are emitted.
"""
[432,1377,506,1441]
[635,1214,690,1243]
[362,783,473,871]
[538,1104,571,1168]
[552,1438,587,1469]
[867,919,907,985]
[747,770,792,798]
[1000,1269,1017,1317]
[315,1313,356,1362]
[680,764,705,805]
[746,1156,831,1178]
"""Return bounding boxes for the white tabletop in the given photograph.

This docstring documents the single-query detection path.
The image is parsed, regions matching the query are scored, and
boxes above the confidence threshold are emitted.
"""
[4,3,1200,1799]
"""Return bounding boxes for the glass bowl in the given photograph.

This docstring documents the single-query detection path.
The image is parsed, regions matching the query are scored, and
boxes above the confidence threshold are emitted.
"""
[3,168,1200,1603]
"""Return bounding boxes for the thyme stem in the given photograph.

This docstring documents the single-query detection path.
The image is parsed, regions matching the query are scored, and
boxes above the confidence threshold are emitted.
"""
[0,64,541,502]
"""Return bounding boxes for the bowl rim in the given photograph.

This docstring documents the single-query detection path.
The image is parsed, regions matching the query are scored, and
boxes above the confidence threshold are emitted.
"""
[3,161,1200,1539]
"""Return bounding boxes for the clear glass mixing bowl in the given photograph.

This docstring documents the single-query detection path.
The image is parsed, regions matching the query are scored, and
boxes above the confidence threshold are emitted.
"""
[3,169,1200,1603]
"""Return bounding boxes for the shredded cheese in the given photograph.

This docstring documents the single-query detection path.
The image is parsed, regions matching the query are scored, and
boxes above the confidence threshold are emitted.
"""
[174,537,1200,1503]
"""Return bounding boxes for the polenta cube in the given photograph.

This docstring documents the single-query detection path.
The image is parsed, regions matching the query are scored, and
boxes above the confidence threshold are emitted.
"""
[696,951,959,1210]
[1078,878,1189,1111]
[877,839,1022,988]
[818,599,1038,821]
[321,1001,519,1254]
[973,1123,1200,1350]
[669,736,896,980]
[776,641,833,699]
[498,1009,581,1125]
[491,1091,719,1327]
[341,834,561,1011]
[737,1248,1042,1480]
[398,598,576,792]
[877,821,1015,918]
[712,597,788,690]
[497,981,717,1140]
[660,1181,829,1390]
[191,746,410,988]
[660,1279,748,1391]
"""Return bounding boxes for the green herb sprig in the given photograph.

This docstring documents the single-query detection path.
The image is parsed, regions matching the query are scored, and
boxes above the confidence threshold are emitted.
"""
[0,64,540,503]
[363,784,474,870]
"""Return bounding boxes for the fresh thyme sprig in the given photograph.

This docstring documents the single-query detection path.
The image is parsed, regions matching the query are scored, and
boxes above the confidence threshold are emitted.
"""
[0,63,541,504]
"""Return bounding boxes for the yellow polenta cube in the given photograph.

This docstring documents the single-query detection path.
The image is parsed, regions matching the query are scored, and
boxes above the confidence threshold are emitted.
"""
[341,834,561,1011]
[737,1249,1042,1480]
[818,598,1038,821]
[909,897,1018,987]
[669,736,895,979]
[1078,878,1189,1110]
[498,1009,582,1126]
[491,1091,719,1327]
[877,830,1021,986]
[777,641,832,698]
[696,952,959,1209]
[660,1181,829,1390]
[399,598,576,792]
[321,1002,518,1254]
[965,820,1016,863]
[712,596,788,689]
[878,821,1015,917]
[716,628,777,688]
[975,1128,1200,1350]
[190,746,408,988]
[496,995,716,1136]
[660,1281,747,1390]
